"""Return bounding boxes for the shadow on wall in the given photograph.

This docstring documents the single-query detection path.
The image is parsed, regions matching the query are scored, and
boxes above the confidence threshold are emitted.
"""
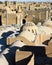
[1,41,52,65]
[15,54,32,65]
[20,46,52,65]
[1,31,14,38]
[4,46,20,65]
[0,31,14,53]
[43,40,50,45]
[43,37,52,45]
[0,31,14,45]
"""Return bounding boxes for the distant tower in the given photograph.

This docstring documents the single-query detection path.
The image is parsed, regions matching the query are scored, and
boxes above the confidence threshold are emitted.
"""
[18,5,22,12]
[5,0,9,25]
[5,0,9,6]
[48,0,51,20]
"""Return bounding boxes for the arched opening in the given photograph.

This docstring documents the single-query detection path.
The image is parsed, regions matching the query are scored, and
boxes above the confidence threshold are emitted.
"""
[51,3,52,5]
[22,19,26,24]
[0,16,2,26]
[32,29,34,33]
[51,18,52,21]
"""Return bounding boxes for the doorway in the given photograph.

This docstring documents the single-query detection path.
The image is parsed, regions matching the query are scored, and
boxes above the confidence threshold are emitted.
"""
[22,19,26,25]
[0,16,2,26]
[51,18,52,21]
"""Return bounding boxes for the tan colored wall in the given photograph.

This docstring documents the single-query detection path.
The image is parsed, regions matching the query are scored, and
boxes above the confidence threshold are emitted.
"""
[2,13,17,25]
[2,13,6,25]
[45,40,52,57]
[0,2,51,25]
[7,14,17,25]
[7,33,51,46]
[34,33,50,46]
[26,9,48,24]
[28,54,34,65]
[15,51,34,65]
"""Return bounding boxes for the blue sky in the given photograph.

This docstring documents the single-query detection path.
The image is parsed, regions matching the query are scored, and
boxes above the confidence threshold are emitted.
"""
[0,0,52,2]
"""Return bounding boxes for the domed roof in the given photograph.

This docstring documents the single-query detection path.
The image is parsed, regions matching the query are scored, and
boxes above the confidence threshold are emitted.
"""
[37,22,41,26]
[38,26,52,35]
[43,20,52,26]
[23,22,38,34]
[19,30,35,42]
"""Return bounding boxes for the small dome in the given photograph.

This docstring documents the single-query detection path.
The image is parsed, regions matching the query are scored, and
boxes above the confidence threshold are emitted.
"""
[38,26,52,35]
[43,20,52,27]
[19,30,35,42]
[23,22,38,34]
[37,22,41,26]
